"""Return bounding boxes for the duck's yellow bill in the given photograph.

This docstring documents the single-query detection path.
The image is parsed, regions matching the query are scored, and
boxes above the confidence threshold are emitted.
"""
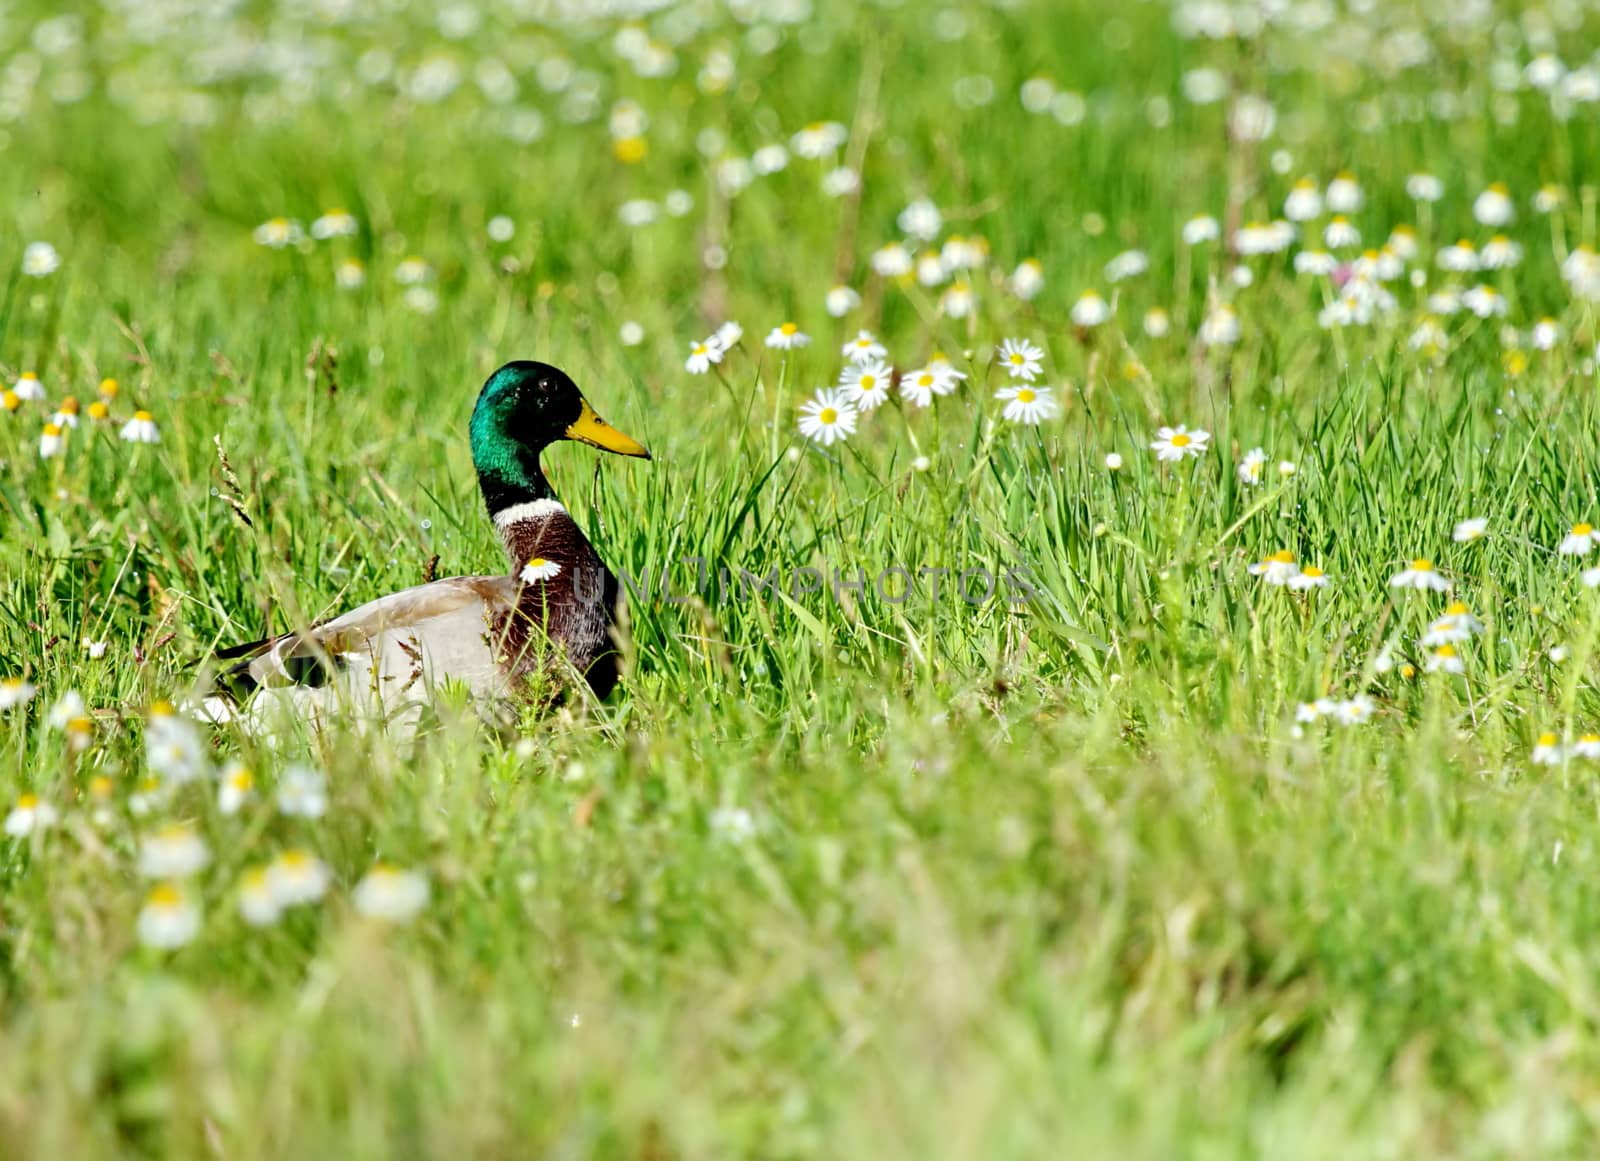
[565,399,650,458]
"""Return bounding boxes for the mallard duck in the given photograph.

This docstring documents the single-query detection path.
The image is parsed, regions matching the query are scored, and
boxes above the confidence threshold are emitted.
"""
[202,361,649,730]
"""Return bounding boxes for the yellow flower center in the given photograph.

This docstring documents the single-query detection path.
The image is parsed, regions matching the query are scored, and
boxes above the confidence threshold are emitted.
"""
[59,397,78,414]
[819,407,838,425]
[860,375,876,389]
[1411,558,1433,571]
[917,374,933,387]
[87,401,108,419]
[1584,734,1600,744]
[229,769,253,790]
[89,776,112,799]
[1170,433,1191,448]
[133,410,153,422]
[1436,644,1457,658]
[780,323,798,336]
[279,850,311,868]
[147,883,182,906]
[17,794,37,810]
[1009,353,1025,365]
[1268,550,1296,563]
[99,378,118,396]
[1017,389,1036,404]
[42,423,61,437]
[527,557,548,569]
[1538,732,1558,746]
[1574,523,1593,536]
[1301,566,1324,577]
[3,391,18,411]
[1445,601,1468,616]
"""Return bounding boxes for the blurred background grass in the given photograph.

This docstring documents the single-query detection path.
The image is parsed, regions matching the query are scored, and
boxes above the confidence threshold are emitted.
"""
[4,1,1600,1157]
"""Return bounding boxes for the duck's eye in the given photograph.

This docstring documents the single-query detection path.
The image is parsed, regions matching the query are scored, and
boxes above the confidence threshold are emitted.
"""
[537,378,551,392]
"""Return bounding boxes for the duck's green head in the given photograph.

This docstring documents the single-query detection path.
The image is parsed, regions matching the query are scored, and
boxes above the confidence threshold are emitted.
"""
[470,361,649,510]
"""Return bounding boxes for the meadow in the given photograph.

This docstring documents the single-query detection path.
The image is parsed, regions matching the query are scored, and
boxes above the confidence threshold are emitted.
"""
[5,0,1600,1156]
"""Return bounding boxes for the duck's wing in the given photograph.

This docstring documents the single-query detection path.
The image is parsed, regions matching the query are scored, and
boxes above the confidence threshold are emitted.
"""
[202,576,530,729]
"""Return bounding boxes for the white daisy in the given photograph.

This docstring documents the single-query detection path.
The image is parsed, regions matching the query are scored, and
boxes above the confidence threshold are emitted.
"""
[4,794,58,837]
[1287,566,1329,591]
[1283,179,1322,222]
[137,824,210,878]
[1532,733,1563,766]
[1325,173,1363,212]
[238,869,282,927]
[1461,285,1507,319]
[1421,602,1484,646]
[713,321,743,348]
[1237,448,1269,485]
[21,241,60,276]
[1248,551,1299,585]
[870,243,913,278]
[1452,517,1488,542]
[1150,425,1211,461]
[1389,558,1451,592]
[1323,216,1361,248]
[267,849,333,907]
[1182,215,1221,245]
[12,372,45,400]
[997,338,1045,382]
[1473,183,1515,226]
[1559,522,1597,555]
[1406,173,1444,202]
[1070,291,1110,327]
[137,883,201,949]
[45,691,86,731]
[994,384,1058,425]
[839,361,892,411]
[218,763,256,815]
[1480,236,1522,270]
[797,389,857,446]
[352,864,430,922]
[145,705,209,784]
[120,410,160,444]
[310,209,358,239]
[896,197,942,240]
[1009,259,1045,300]
[1104,250,1149,282]
[684,338,725,374]
[1199,306,1241,346]
[789,121,848,159]
[900,364,960,408]
[1331,696,1375,725]
[521,556,563,582]
[0,677,37,711]
[825,286,861,317]
[840,330,887,364]
[1425,645,1466,674]
[253,218,303,248]
[765,322,811,349]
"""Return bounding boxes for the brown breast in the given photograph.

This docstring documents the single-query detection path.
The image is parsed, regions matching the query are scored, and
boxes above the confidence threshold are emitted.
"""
[492,502,621,699]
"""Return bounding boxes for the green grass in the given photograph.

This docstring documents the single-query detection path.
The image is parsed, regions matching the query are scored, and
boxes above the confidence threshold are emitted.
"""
[5,0,1600,1156]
